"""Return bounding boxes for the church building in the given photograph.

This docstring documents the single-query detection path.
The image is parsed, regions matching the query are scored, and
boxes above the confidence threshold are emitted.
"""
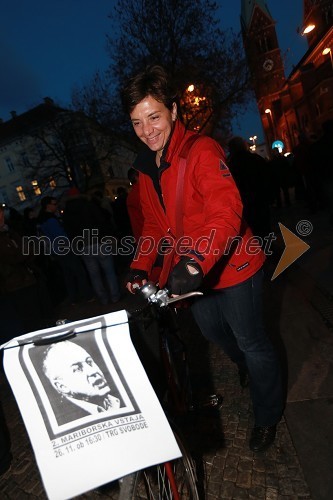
[241,0,333,153]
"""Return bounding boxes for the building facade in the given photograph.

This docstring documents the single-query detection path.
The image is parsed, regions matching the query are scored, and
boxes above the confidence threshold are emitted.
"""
[241,0,333,154]
[0,98,134,212]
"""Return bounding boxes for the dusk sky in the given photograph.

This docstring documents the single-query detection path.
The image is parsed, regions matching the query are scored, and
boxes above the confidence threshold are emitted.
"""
[1,0,308,143]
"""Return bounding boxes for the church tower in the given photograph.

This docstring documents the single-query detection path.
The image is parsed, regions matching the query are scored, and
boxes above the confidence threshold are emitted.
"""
[241,0,333,153]
[303,0,333,47]
[241,1,286,147]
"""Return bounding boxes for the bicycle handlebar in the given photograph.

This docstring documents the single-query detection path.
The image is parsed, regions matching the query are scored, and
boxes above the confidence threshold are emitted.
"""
[138,281,203,307]
[2,283,202,348]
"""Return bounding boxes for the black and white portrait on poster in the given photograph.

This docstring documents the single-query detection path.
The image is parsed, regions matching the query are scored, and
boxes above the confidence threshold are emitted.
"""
[18,315,139,438]
[3,310,181,500]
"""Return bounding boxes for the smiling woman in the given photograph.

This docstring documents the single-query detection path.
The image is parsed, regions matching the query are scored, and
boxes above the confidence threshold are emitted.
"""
[122,65,178,165]
[130,96,177,162]
[121,64,284,453]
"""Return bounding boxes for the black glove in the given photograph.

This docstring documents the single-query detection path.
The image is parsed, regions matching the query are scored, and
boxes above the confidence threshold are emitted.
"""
[125,268,148,293]
[168,257,203,295]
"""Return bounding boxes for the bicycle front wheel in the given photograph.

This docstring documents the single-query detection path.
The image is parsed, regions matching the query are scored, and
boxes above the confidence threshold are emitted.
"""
[119,431,200,499]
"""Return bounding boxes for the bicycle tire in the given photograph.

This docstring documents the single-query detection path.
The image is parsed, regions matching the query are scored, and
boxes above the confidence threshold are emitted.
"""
[118,430,200,499]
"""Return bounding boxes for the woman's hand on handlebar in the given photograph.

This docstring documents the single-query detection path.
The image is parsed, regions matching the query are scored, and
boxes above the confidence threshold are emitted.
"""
[167,258,203,295]
[126,279,148,294]
[125,268,149,294]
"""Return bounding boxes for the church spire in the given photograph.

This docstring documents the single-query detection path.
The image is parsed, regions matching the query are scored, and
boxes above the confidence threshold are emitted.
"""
[241,0,286,149]
[241,0,273,30]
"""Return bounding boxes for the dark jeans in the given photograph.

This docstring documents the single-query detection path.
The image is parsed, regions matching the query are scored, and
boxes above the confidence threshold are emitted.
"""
[191,269,283,427]
[81,245,120,304]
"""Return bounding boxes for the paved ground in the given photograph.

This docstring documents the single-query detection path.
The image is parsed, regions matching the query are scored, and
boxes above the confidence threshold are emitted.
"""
[0,196,332,499]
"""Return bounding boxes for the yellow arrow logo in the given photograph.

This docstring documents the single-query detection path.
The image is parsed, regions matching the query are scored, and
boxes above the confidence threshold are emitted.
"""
[271,223,310,280]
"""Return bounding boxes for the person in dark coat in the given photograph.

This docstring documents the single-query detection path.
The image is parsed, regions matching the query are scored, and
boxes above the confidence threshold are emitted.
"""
[309,119,333,224]
[268,148,291,208]
[63,194,120,305]
[292,133,317,210]
[228,137,271,239]
[112,187,132,238]
[0,204,43,336]
[38,196,92,305]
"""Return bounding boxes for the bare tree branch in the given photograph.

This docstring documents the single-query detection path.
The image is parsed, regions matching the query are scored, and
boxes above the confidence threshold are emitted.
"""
[72,0,253,140]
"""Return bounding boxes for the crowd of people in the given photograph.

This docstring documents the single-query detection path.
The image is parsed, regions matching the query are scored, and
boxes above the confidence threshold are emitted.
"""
[0,187,133,475]
[292,119,333,222]
[227,118,333,236]
[1,122,330,343]
[0,189,132,341]
[1,63,333,476]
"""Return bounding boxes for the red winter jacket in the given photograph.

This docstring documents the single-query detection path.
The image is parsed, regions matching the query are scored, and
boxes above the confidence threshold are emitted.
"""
[131,120,265,289]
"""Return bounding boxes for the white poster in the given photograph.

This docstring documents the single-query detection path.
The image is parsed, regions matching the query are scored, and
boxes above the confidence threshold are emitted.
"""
[2,310,181,500]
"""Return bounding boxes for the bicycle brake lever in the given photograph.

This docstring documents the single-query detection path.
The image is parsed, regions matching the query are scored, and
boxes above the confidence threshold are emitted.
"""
[166,291,203,305]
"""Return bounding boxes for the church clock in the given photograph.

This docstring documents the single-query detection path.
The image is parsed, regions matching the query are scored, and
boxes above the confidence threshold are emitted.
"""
[263,58,274,72]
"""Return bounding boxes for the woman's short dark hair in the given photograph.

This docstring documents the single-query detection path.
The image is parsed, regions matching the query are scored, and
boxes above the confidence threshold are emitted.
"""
[121,65,178,114]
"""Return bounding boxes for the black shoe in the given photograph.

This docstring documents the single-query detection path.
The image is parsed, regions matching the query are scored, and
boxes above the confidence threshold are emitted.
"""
[249,425,276,452]
[238,368,249,388]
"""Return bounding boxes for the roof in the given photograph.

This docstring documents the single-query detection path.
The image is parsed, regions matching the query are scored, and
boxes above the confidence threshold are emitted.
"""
[0,99,67,144]
[241,0,273,31]
[284,25,333,83]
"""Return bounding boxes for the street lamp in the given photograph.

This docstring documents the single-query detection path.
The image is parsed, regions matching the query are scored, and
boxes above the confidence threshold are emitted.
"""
[249,135,257,151]
[302,23,315,35]
[265,108,276,141]
[182,83,210,132]
[322,47,333,70]
[297,23,315,36]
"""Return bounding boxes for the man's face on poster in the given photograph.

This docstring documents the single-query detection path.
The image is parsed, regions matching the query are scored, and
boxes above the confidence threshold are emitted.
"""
[44,341,111,400]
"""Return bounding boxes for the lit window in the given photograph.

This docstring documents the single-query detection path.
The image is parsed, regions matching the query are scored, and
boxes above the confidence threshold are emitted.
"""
[16,186,26,201]
[31,180,41,196]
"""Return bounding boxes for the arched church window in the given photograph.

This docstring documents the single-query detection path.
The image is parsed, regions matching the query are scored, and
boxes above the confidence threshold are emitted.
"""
[256,38,263,53]
[265,35,274,51]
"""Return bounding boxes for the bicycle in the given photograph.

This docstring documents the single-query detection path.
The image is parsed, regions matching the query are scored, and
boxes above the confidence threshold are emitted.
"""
[1,283,222,499]
[118,281,223,500]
